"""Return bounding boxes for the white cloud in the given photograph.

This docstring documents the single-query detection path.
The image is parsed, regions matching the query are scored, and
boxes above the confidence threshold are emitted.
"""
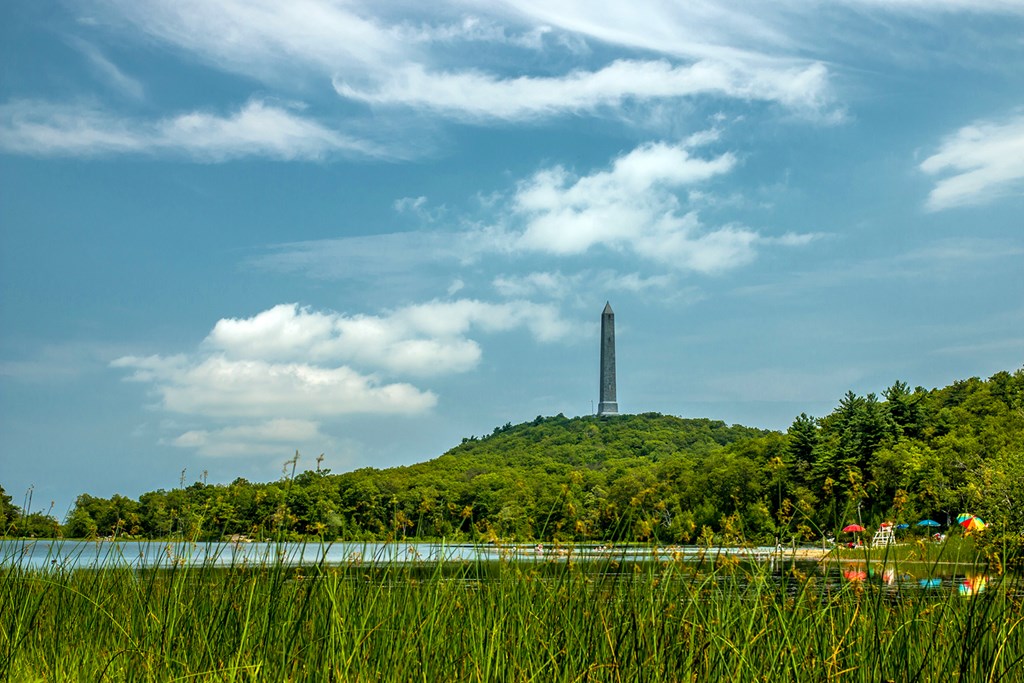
[490,0,1024,64]
[394,195,446,223]
[113,354,436,418]
[844,0,1024,13]
[920,112,1024,211]
[605,272,675,293]
[172,419,327,457]
[493,270,675,299]
[481,0,797,63]
[394,196,428,213]
[94,0,837,122]
[507,140,785,272]
[112,297,577,456]
[69,38,145,101]
[253,139,814,278]
[96,0,406,84]
[334,59,834,121]
[205,300,575,376]
[493,271,581,298]
[514,141,737,255]
[250,230,495,281]
[0,99,382,160]
[396,15,553,50]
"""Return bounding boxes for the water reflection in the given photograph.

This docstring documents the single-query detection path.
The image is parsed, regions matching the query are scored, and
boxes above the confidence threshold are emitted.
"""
[832,560,993,598]
[0,539,1003,599]
[1,539,784,570]
[959,574,988,596]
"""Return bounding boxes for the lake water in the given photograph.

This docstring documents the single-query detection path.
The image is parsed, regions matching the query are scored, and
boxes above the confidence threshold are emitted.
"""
[0,538,778,570]
[1,539,1004,598]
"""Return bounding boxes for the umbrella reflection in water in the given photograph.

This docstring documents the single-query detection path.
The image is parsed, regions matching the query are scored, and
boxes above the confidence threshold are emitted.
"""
[959,575,988,596]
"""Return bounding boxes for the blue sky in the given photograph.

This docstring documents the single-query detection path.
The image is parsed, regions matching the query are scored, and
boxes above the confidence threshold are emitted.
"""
[2,0,1022,518]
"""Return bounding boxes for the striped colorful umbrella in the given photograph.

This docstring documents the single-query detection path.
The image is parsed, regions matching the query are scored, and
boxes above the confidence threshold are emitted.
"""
[959,515,986,533]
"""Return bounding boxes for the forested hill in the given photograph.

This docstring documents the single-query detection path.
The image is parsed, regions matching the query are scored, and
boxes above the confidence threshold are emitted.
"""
[391,413,765,486]
[2,369,1022,545]
[326,415,768,541]
[447,413,766,465]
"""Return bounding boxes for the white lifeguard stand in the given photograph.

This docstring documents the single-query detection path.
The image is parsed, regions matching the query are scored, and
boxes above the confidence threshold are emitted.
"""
[871,522,896,547]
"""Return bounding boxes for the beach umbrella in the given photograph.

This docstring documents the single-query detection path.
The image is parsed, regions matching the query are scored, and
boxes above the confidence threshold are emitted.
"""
[960,515,986,533]
[895,523,910,530]
[842,524,866,533]
[957,513,974,524]
[915,520,941,527]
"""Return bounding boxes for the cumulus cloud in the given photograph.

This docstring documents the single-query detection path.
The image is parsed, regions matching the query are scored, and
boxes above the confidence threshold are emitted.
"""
[112,298,577,455]
[920,112,1024,211]
[507,140,779,272]
[253,138,814,279]
[206,299,574,375]
[113,354,436,418]
[0,99,382,160]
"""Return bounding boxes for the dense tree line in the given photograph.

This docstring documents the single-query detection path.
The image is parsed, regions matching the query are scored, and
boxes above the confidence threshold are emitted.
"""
[3,369,1022,549]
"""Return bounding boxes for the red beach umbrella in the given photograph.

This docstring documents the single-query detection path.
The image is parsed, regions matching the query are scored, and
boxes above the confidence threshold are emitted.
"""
[842,524,866,533]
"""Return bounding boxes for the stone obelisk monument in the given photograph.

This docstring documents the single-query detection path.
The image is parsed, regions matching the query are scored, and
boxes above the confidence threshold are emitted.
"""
[598,302,618,416]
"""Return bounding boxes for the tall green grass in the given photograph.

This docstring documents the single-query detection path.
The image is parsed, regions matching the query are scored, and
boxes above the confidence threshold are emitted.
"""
[2,544,1022,682]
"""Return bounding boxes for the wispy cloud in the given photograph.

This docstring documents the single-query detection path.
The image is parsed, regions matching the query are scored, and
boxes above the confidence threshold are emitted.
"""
[0,99,383,160]
[493,270,676,300]
[920,111,1024,211]
[95,0,407,84]
[843,0,1024,14]
[88,0,843,127]
[395,15,554,50]
[493,271,582,299]
[172,419,328,458]
[250,230,495,282]
[334,59,836,121]
[733,237,1024,299]
[68,38,145,101]
[483,0,799,64]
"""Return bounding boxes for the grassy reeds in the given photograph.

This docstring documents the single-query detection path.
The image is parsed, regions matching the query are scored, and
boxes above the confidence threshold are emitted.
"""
[1,543,1022,682]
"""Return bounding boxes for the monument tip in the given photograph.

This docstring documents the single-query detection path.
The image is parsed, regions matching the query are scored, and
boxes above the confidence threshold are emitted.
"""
[603,301,613,314]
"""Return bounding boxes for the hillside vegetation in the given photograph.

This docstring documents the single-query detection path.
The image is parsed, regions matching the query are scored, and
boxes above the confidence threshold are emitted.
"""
[3,369,1022,548]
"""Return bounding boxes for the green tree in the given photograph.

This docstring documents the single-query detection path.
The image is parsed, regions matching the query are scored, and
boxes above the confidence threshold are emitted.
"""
[0,485,20,534]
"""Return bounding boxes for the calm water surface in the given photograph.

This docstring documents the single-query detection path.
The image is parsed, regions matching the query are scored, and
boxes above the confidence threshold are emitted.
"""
[2,539,1006,598]
[1,539,775,569]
